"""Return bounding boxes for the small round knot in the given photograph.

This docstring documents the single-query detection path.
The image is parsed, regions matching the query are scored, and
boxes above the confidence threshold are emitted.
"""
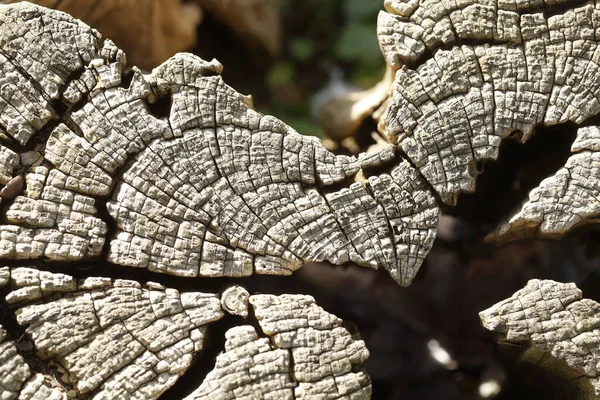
[220,285,250,318]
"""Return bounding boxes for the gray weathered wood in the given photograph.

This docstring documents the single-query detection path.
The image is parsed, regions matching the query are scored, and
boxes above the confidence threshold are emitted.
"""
[185,294,371,399]
[1,267,371,399]
[0,2,438,286]
[480,279,600,398]
[4,0,600,398]
[378,0,600,212]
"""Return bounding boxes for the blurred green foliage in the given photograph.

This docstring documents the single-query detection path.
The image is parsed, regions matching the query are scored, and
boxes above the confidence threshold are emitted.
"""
[260,0,386,138]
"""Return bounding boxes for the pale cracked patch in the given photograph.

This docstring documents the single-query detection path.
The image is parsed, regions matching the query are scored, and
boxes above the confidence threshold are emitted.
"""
[3,267,224,400]
[184,294,372,400]
[0,2,438,286]
[378,0,600,206]
[491,125,600,241]
[480,279,600,397]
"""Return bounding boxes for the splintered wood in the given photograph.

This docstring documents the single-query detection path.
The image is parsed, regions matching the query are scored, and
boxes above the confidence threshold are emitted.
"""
[480,279,600,397]
[0,267,371,400]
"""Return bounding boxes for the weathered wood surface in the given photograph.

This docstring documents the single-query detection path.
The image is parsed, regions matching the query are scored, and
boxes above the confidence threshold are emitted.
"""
[323,0,600,242]
[379,0,600,210]
[3,0,600,398]
[0,4,375,398]
[0,267,371,399]
[185,293,371,399]
[0,2,438,286]
[480,279,600,398]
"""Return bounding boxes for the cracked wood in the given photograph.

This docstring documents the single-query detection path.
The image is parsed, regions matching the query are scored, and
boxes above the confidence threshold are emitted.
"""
[0,2,438,286]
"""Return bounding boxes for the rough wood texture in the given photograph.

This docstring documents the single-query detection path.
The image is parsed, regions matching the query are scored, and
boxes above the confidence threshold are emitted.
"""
[5,0,600,398]
[480,279,600,397]
[3,267,223,399]
[378,0,600,209]
[490,125,600,241]
[185,294,371,399]
[0,2,438,286]
[1,268,371,399]
[0,269,68,400]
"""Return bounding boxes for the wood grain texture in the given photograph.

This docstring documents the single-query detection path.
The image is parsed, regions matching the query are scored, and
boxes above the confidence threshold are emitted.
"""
[1,267,371,399]
[0,2,438,286]
[480,279,600,397]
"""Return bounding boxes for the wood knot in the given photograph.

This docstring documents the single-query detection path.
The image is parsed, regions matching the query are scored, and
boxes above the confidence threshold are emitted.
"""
[220,285,250,318]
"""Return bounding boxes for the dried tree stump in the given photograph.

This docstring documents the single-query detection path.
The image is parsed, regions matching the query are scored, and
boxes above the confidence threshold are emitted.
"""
[3,0,600,398]
[480,279,600,399]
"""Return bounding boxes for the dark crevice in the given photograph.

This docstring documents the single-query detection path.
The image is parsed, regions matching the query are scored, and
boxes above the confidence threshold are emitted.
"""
[447,122,578,226]
[355,117,380,151]
[0,129,23,154]
[576,265,600,303]
[562,224,600,275]
[24,119,62,152]
[68,94,90,115]
[60,112,86,138]
[145,93,173,120]
[95,198,118,263]
[0,286,70,389]
[160,291,309,400]
[49,98,68,117]
[119,68,136,90]
[157,312,255,399]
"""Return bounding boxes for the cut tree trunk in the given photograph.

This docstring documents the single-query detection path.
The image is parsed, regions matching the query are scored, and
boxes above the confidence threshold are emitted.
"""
[2,0,600,399]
